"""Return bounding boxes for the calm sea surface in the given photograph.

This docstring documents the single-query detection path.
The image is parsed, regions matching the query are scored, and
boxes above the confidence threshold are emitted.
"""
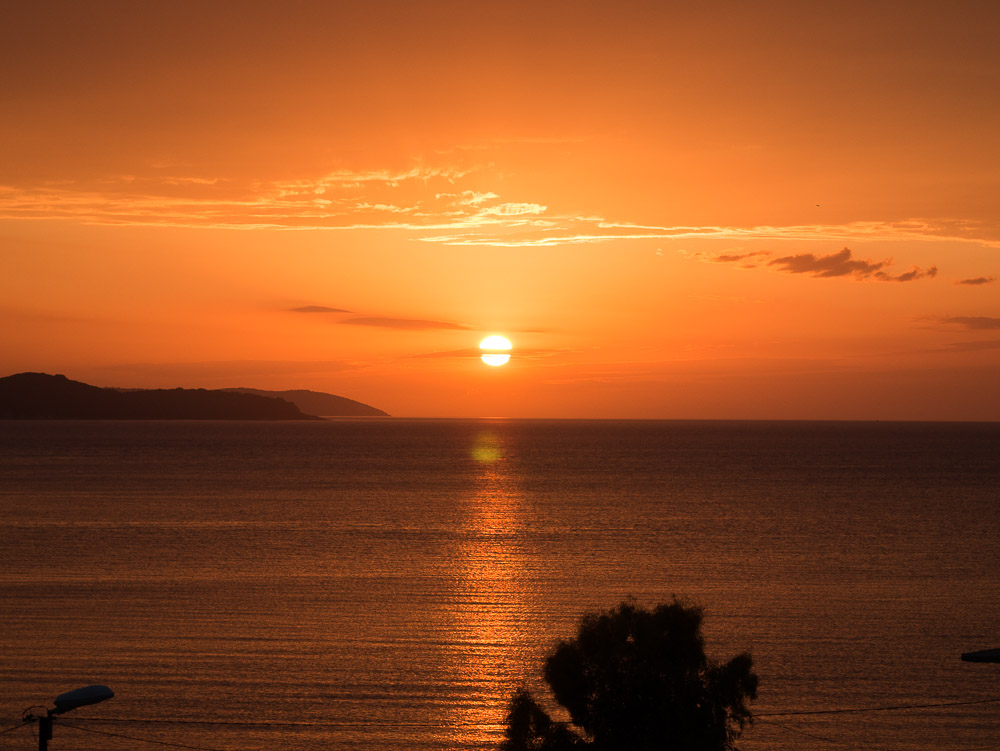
[1,419,998,750]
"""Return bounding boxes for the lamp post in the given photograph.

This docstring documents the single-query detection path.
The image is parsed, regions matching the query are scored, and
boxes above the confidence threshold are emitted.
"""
[25,685,114,751]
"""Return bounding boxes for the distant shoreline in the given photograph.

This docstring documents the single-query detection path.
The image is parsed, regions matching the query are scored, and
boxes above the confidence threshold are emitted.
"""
[0,372,387,420]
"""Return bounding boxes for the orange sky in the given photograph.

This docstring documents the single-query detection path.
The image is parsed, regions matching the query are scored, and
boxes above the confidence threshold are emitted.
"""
[2,1,998,419]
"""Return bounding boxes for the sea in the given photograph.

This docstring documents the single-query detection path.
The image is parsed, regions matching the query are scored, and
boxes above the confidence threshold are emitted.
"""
[1,419,998,751]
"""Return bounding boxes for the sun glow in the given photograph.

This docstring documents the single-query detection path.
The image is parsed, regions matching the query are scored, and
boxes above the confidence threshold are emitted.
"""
[480,335,512,366]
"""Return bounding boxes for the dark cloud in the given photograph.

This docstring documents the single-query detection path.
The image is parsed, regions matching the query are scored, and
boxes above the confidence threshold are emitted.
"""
[941,316,1000,330]
[714,251,769,263]
[956,276,995,286]
[768,247,881,277]
[768,247,937,282]
[341,317,470,330]
[940,339,1000,352]
[410,347,483,358]
[290,305,351,313]
[97,360,360,383]
[883,265,937,282]
[410,347,559,359]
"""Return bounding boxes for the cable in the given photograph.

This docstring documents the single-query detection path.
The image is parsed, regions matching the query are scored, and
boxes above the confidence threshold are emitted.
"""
[58,696,1000,750]
[757,696,1000,717]
[74,697,1000,727]
[60,721,227,751]
[73,717,320,727]
[756,718,850,746]
[21,706,47,722]
[72,716,502,729]
[756,716,975,751]
[0,721,31,735]
[48,710,1000,751]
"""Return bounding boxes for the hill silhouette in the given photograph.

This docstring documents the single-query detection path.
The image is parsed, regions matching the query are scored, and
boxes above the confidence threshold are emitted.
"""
[224,387,388,417]
[0,373,323,420]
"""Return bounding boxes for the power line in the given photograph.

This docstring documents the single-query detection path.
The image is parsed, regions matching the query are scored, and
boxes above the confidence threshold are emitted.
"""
[60,721,227,751]
[756,718,851,746]
[55,696,1000,751]
[71,716,502,729]
[72,696,1000,728]
[0,721,31,735]
[757,696,1000,718]
[757,718,923,751]
[73,717,333,727]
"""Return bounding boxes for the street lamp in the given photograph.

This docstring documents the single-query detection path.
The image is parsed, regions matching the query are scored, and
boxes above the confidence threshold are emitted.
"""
[962,647,1000,663]
[24,685,114,751]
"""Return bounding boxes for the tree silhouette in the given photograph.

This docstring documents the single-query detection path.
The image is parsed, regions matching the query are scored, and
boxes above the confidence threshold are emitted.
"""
[501,599,758,751]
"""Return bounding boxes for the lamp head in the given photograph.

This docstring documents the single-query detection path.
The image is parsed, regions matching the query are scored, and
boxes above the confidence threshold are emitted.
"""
[52,685,114,714]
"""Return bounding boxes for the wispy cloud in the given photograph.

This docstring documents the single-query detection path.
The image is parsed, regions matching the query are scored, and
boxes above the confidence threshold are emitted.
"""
[418,219,1000,248]
[341,317,470,331]
[290,305,351,313]
[0,165,552,234]
[275,165,473,190]
[688,293,765,304]
[409,347,485,359]
[409,347,562,359]
[96,359,363,384]
[956,276,995,286]
[435,190,499,206]
[941,316,1000,331]
[3,167,1000,257]
[938,339,1000,352]
[478,202,547,216]
[286,304,477,332]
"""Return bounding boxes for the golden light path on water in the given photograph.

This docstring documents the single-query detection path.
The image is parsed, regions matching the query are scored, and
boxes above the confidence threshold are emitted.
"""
[442,429,537,748]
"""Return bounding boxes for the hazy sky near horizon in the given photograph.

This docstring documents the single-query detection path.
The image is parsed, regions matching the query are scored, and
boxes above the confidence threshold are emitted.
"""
[2,1,999,419]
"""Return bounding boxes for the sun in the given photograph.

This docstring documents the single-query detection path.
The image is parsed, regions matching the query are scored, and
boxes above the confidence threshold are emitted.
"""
[480,335,512,366]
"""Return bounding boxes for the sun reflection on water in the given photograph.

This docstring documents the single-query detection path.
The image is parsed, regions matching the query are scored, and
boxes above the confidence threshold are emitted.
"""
[441,430,539,748]
[470,432,504,465]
